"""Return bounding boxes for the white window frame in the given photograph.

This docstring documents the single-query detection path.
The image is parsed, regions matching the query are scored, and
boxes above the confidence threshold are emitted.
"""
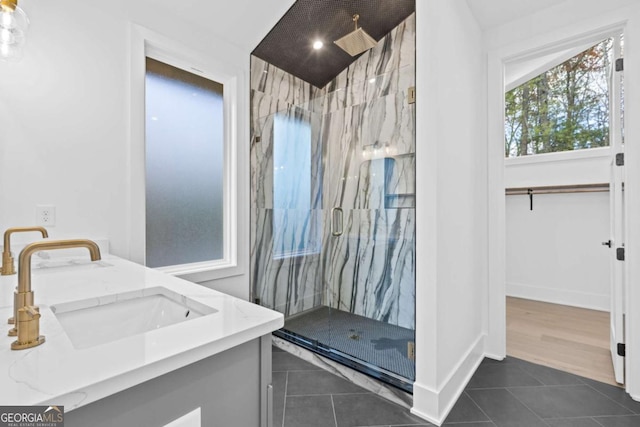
[504,36,615,160]
[129,24,243,282]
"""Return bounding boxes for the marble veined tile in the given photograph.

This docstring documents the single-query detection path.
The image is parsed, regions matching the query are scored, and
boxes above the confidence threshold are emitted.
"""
[324,209,415,330]
[250,114,274,209]
[250,11,415,333]
[320,65,415,115]
[251,208,324,317]
[251,56,323,106]
[322,92,415,210]
[327,13,415,92]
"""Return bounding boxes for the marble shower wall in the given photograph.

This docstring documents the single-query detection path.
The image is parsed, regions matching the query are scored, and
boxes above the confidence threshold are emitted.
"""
[251,13,415,329]
[320,13,415,330]
[250,56,325,316]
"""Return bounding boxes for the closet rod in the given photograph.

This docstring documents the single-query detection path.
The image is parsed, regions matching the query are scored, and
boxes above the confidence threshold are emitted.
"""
[505,183,609,196]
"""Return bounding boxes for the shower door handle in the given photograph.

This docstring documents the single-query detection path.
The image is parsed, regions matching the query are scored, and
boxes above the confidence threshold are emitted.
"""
[331,207,344,236]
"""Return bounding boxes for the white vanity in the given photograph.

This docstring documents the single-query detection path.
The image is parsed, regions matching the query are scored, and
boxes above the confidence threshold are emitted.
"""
[0,251,283,427]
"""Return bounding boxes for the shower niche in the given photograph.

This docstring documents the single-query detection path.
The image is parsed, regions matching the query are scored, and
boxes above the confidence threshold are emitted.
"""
[250,3,416,391]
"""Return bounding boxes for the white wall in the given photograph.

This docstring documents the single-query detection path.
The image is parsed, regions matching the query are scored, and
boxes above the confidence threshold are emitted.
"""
[0,0,293,299]
[505,148,610,187]
[413,1,487,424]
[505,150,611,311]
[483,0,639,51]
[506,191,610,310]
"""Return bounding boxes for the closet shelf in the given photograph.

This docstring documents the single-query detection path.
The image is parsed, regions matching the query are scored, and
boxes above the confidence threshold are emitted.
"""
[506,183,609,196]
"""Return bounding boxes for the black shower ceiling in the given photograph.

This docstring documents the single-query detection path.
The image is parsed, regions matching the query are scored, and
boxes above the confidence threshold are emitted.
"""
[252,0,415,89]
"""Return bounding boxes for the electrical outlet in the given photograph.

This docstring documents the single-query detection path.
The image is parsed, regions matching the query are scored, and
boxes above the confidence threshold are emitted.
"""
[36,205,56,227]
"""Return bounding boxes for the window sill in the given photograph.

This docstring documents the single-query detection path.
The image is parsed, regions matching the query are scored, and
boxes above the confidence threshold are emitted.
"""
[156,260,245,284]
[504,146,610,166]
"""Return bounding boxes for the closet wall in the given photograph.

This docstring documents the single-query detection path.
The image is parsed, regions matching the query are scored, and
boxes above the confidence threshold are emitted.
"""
[505,149,612,311]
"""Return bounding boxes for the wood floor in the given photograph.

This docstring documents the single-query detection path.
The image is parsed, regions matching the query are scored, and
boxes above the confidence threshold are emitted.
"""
[506,296,619,386]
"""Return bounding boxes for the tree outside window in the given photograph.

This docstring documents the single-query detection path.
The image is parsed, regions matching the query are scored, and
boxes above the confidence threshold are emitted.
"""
[505,39,612,157]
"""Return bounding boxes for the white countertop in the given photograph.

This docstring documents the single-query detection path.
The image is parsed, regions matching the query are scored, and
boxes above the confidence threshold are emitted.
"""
[0,254,283,410]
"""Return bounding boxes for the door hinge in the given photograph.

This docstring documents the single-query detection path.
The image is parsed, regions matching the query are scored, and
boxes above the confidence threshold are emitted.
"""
[616,153,624,166]
[616,58,624,72]
[617,343,626,357]
[617,247,625,261]
[408,86,416,104]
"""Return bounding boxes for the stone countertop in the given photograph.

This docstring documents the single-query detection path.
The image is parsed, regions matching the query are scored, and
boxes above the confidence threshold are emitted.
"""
[0,254,283,410]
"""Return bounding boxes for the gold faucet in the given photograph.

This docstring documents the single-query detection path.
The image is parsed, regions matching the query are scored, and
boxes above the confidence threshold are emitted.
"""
[2,226,49,276]
[3,227,49,327]
[10,239,101,350]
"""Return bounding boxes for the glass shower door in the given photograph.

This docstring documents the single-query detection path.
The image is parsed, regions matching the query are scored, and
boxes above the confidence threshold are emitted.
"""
[252,96,416,390]
[254,106,335,353]
[323,148,416,386]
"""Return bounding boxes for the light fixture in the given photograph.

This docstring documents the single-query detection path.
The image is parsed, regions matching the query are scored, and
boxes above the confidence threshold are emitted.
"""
[334,14,377,57]
[313,40,323,50]
[0,0,29,62]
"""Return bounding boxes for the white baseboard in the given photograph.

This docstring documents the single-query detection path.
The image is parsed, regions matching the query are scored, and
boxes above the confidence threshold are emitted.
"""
[483,352,505,362]
[411,335,485,426]
[507,282,609,312]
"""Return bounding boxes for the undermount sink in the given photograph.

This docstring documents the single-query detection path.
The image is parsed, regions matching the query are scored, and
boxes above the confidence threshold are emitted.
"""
[51,287,217,349]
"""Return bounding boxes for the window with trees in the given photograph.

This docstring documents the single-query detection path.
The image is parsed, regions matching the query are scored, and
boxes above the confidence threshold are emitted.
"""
[505,39,613,157]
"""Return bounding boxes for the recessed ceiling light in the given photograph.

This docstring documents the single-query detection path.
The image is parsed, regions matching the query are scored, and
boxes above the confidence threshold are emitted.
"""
[313,40,323,50]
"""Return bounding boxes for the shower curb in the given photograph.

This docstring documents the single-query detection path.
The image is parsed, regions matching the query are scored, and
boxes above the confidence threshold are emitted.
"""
[272,335,413,409]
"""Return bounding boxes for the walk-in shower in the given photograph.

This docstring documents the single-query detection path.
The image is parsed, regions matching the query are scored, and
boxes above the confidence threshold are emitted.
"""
[250,1,416,391]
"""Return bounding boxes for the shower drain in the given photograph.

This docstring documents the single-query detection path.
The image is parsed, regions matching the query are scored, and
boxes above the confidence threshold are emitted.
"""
[348,329,362,340]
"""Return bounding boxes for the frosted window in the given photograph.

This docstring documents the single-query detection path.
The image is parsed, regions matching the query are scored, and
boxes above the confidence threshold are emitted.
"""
[145,57,224,268]
[273,112,320,258]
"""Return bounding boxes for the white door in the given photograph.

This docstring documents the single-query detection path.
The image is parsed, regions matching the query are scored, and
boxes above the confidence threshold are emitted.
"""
[608,34,625,385]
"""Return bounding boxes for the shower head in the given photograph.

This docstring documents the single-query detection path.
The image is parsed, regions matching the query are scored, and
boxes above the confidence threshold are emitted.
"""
[334,14,377,57]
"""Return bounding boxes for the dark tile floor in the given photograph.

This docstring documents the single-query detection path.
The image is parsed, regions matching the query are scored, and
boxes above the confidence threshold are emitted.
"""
[272,346,640,427]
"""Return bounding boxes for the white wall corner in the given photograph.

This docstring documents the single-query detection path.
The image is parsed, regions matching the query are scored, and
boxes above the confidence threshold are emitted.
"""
[485,49,507,359]
[411,335,485,425]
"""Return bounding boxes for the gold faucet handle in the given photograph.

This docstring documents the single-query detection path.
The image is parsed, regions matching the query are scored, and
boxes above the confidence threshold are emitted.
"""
[2,225,49,275]
[1,251,15,275]
[8,288,33,332]
[11,305,45,350]
[23,305,38,316]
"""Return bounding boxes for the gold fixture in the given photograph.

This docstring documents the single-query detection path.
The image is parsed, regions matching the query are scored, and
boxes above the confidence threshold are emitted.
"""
[0,0,29,61]
[3,227,49,328]
[2,226,49,276]
[408,86,416,104]
[11,305,44,350]
[9,239,101,349]
[334,14,377,57]
[0,0,17,12]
